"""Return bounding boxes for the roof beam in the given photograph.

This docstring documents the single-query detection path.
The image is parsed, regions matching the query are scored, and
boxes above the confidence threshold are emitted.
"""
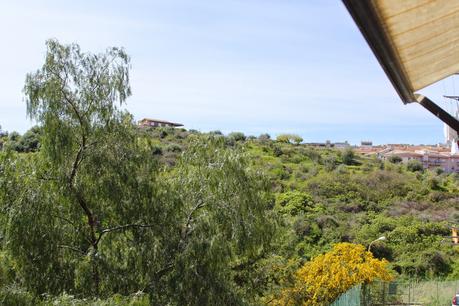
[416,95,459,134]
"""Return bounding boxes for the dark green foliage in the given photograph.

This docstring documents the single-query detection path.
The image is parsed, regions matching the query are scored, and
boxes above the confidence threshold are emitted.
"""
[3,132,22,151]
[273,145,283,157]
[323,155,337,171]
[0,40,276,305]
[228,131,246,142]
[388,155,402,164]
[0,285,35,306]
[341,148,355,165]
[3,126,42,153]
[165,143,182,153]
[258,133,271,140]
[407,159,424,172]
[151,145,162,155]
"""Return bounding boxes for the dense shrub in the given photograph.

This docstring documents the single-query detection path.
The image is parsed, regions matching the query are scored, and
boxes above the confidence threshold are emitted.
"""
[258,133,271,141]
[341,148,355,165]
[275,191,314,215]
[388,155,402,164]
[407,159,424,172]
[227,132,246,142]
[276,134,303,145]
[273,243,392,305]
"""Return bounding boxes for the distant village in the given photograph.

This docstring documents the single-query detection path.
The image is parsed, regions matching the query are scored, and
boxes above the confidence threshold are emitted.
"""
[138,118,459,173]
[306,140,459,174]
[356,142,459,173]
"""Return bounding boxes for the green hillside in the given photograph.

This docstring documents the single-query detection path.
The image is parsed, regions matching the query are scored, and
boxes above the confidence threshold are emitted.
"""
[145,127,459,279]
[3,125,458,304]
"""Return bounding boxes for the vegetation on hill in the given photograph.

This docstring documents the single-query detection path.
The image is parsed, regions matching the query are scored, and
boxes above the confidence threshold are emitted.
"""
[0,40,458,304]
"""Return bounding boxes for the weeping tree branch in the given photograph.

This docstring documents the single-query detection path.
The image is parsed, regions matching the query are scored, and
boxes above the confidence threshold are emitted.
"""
[51,70,97,250]
[150,199,206,288]
[181,200,205,242]
[58,244,86,255]
[94,223,156,247]
[51,213,91,244]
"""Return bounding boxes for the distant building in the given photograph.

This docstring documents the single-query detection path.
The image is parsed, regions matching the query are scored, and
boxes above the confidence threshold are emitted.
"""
[359,143,459,173]
[138,118,183,128]
[361,141,373,147]
[333,141,350,149]
[304,142,329,147]
[381,150,423,163]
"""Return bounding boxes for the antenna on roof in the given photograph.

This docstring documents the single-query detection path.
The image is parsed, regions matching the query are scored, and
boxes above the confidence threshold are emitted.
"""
[443,95,459,101]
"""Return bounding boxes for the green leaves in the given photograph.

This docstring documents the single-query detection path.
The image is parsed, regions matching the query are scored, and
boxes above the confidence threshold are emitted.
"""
[275,191,314,216]
[1,39,277,303]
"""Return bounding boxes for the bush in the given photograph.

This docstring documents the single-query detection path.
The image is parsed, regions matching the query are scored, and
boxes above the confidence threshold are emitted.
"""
[274,243,393,305]
[323,155,337,171]
[406,159,424,172]
[0,285,35,306]
[151,145,163,155]
[258,133,271,141]
[275,191,314,215]
[19,126,41,152]
[276,134,303,145]
[159,129,168,139]
[3,131,23,152]
[341,148,355,165]
[388,155,402,164]
[166,144,182,153]
[41,292,150,305]
[227,132,246,142]
[273,146,283,157]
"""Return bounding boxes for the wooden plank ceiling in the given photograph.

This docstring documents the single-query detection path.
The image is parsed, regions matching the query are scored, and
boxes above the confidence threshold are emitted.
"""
[373,0,459,92]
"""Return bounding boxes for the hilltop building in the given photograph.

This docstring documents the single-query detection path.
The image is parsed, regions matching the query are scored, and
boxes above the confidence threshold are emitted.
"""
[303,140,350,148]
[138,118,183,128]
[361,141,372,147]
[334,141,350,149]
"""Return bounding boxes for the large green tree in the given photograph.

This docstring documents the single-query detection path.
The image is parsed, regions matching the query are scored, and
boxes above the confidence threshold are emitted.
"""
[0,39,274,304]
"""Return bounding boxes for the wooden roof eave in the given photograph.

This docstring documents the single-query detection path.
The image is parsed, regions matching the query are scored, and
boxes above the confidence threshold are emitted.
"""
[342,0,416,104]
[342,0,459,134]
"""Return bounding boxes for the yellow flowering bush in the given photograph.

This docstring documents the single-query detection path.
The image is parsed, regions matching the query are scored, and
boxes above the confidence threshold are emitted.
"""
[274,243,393,305]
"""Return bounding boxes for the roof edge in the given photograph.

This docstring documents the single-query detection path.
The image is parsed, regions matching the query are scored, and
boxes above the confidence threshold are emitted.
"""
[342,0,416,103]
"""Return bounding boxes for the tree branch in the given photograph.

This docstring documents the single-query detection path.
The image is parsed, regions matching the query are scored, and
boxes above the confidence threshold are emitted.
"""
[58,244,86,255]
[150,200,207,287]
[95,223,155,246]
[181,200,205,241]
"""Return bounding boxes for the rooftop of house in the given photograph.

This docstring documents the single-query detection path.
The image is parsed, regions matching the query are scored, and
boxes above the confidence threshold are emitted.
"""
[138,118,184,127]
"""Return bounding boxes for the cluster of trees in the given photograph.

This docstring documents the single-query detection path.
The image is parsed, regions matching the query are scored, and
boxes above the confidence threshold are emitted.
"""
[276,134,303,145]
[0,40,456,305]
[0,126,41,152]
[246,138,459,280]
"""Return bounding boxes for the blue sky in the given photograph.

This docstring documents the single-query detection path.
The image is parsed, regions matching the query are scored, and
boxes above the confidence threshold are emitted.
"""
[0,0,456,144]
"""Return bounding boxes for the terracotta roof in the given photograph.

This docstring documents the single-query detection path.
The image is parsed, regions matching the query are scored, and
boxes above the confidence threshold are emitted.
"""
[384,151,423,157]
